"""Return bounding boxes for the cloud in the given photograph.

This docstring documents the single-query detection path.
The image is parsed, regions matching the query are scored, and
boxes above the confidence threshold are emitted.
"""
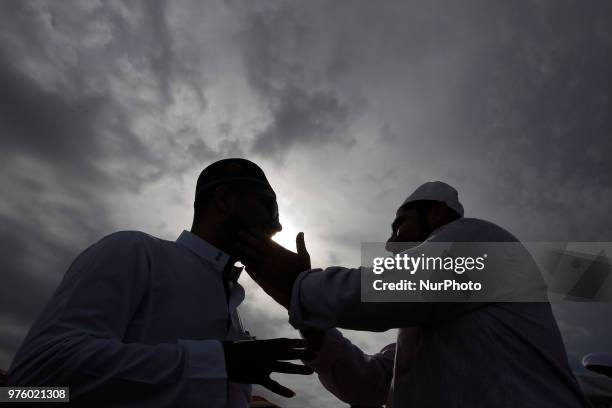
[0,51,147,185]
[236,4,356,158]
[0,0,220,370]
[251,85,353,156]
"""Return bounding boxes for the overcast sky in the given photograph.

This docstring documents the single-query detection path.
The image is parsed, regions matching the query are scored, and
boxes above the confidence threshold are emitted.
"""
[1,0,612,406]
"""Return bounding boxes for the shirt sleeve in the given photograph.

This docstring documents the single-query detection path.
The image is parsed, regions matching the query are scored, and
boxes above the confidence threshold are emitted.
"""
[289,266,441,331]
[289,227,485,331]
[305,329,395,406]
[7,232,228,407]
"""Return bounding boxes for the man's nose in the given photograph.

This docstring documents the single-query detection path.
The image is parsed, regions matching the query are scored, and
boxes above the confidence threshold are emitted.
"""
[385,236,395,253]
[267,221,282,236]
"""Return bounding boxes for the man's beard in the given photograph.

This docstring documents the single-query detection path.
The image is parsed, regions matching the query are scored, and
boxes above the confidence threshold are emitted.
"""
[417,214,433,242]
[387,221,433,255]
[223,211,271,251]
[221,212,249,254]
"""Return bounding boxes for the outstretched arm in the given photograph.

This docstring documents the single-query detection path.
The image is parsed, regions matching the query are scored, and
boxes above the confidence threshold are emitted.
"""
[239,232,481,332]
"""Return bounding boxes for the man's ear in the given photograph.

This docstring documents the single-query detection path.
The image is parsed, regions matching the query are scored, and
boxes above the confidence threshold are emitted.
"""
[213,185,238,216]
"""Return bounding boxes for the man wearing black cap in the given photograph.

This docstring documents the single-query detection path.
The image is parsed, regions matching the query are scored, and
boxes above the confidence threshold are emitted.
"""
[7,158,313,407]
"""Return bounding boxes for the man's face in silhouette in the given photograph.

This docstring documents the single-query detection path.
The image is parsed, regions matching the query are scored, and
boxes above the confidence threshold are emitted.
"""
[385,205,424,254]
[230,187,281,239]
[385,201,454,254]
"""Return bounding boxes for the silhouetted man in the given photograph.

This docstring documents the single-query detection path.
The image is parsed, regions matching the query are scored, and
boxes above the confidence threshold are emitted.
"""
[238,181,591,407]
[7,158,313,407]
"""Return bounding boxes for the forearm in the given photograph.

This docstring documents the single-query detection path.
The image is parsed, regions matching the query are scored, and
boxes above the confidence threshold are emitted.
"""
[305,329,393,405]
[289,267,435,331]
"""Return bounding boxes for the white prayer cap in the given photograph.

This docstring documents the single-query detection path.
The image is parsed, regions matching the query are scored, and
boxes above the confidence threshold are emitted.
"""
[401,181,464,216]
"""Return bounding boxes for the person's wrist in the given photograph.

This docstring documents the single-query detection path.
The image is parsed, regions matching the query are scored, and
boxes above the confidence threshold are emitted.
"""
[301,329,325,353]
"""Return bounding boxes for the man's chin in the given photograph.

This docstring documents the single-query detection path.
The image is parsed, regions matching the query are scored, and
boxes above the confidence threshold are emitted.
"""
[246,227,276,239]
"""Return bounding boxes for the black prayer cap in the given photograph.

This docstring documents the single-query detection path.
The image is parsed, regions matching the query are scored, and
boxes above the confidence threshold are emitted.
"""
[195,158,277,204]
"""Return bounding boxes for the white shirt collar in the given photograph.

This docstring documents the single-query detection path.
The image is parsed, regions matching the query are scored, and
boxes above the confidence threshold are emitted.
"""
[176,230,231,275]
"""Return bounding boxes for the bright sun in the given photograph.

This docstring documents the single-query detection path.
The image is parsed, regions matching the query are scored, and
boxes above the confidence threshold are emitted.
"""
[271,215,300,251]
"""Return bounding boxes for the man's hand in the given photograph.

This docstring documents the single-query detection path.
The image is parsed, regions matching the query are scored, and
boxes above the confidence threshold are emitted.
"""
[237,231,311,308]
[300,329,326,355]
[223,338,314,397]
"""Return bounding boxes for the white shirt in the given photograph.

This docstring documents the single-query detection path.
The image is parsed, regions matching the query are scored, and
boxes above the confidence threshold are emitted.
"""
[291,218,591,407]
[306,328,397,405]
[7,230,251,407]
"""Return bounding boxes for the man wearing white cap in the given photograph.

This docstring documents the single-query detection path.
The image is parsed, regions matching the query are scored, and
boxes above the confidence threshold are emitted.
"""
[237,181,591,407]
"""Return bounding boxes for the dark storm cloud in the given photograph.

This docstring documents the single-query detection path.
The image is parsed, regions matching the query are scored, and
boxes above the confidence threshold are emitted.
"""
[0,0,217,370]
[445,1,612,240]
[236,5,355,157]
[251,85,353,155]
[0,0,216,187]
[370,0,612,241]
[0,51,147,185]
[134,0,206,107]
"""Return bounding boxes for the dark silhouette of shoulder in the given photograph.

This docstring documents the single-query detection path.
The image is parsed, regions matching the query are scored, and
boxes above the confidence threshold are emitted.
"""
[431,217,520,243]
